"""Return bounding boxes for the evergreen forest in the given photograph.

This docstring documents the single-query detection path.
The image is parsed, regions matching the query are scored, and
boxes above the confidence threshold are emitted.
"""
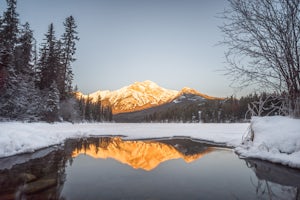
[0,0,112,122]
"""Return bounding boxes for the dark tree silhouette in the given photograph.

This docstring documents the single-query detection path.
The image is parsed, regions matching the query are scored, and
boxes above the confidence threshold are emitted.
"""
[221,0,300,117]
[60,16,79,99]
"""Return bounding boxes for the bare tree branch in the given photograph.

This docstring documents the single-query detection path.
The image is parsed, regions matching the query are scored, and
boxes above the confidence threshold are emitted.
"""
[220,0,300,117]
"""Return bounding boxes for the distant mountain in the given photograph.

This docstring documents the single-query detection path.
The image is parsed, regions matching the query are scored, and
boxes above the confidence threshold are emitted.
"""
[114,93,209,122]
[78,80,223,114]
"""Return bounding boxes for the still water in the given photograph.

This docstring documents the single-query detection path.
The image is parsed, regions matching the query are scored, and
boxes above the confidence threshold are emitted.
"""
[0,137,299,200]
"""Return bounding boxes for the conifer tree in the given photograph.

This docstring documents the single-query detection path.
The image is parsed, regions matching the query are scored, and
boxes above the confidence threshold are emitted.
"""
[37,23,61,91]
[0,14,4,92]
[0,0,18,73]
[78,95,85,120]
[0,0,18,50]
[43,81,60,122]
[0,0,20,118]
[0,0,83,122]
[94,95,102,121]
[84,95,92,121]
[14,22,32,73]
[13,22,41,120]
[60,15,79,99]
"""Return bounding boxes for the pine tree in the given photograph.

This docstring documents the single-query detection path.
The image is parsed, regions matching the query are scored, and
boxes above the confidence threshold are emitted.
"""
[84,95,92,121]
[78,95,85,120]
[0,0,18,72]
[14,22,32,72]
[108,106,113,121]
[0,0,20,118]
[43,81,60,122]
[60,15,79,99]
[36,23,66,121]
[95,95,102,121]
[0,0,18,50]
[0,14,5,92]
[0,0,82,122]
[13,22,41,120]
[37,23,61,92]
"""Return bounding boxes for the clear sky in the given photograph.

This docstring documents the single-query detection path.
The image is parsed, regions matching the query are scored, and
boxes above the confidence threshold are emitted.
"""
[1,0,247,97]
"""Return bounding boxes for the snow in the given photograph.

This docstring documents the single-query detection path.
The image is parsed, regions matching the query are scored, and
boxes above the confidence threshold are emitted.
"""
[85,80,180,111]
[1,116,299,169]
[0,122,248,158]
[0,146,61,170]
[236,116,300,168]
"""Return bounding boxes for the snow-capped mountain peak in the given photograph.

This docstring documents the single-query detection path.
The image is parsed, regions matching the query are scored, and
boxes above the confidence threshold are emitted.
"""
[80,80,222,114]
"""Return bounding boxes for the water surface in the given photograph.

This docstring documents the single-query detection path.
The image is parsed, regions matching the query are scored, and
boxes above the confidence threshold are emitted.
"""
[0,137,299,200]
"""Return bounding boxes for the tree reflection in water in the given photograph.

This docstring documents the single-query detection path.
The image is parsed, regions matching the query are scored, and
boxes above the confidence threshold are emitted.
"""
[245,159,300,200]
[0,137,300,200]
[0,146,67,200]
[0,137,214,199]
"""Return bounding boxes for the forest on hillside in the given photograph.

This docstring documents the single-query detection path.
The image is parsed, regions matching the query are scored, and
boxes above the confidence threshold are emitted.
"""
[141,92,286,123]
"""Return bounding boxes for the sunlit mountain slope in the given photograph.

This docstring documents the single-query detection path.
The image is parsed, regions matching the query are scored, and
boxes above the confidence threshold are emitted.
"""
[78,80,223,114]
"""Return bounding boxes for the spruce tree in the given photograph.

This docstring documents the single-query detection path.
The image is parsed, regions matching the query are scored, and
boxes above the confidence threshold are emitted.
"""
[84,95,92,121]
[37,23,61,91]
[13,22,41,120]
[43,81,60,122]
[36,23,65,121]
[14,22,32,73]
[0,0,81,122]
[78,95,85,120]
[0,0,18,50]
[0,14,5,92]
[95,95,102,121]
[61,15,79,99]
[0,0,19,118]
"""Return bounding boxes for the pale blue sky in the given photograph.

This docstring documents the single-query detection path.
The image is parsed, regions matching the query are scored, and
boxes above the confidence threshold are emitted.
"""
[1,0,247,97]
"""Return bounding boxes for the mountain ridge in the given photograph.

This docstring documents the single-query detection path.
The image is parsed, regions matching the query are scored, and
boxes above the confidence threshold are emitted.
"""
[77,80,223,114]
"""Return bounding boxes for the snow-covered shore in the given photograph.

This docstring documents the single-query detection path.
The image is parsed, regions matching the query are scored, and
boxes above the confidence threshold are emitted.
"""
[0,117,299,169]
[0,122,248,158]
[236,116,300,168]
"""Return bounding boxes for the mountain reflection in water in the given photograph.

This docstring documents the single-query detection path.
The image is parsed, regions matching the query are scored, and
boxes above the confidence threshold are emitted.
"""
[71,137,214,171]
[0,137,299,200]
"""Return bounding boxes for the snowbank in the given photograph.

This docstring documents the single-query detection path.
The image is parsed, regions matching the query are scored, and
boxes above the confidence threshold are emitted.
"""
[1,118,299,169]
[236,116,300,168]
[0,122,248,158]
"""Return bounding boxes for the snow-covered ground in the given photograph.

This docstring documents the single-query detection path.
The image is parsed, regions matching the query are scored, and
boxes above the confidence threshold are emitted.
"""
[0,122,248,158]
[236,116,300,169]
[1,117,299,169]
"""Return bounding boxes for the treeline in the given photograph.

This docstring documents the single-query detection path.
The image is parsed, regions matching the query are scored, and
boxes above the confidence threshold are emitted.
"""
[143,93,284,123]
[143,104,200,123]
[77,95,113,122]
[206,92,284,123]
[0,0,112,122]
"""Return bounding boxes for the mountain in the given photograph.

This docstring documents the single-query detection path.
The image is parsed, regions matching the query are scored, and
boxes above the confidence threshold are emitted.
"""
[113,93,208,122]
[71,137,214,171]
[78,80,223,114]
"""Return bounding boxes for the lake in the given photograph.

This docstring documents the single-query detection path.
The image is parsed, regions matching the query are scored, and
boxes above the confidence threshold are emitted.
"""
[0,137,299,200]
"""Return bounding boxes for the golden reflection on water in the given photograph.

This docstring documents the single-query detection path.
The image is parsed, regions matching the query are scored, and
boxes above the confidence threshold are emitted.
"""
[72,137,214,171]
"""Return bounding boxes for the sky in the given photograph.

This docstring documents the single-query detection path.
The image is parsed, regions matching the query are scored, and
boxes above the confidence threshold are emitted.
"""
[0,0,249,97]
